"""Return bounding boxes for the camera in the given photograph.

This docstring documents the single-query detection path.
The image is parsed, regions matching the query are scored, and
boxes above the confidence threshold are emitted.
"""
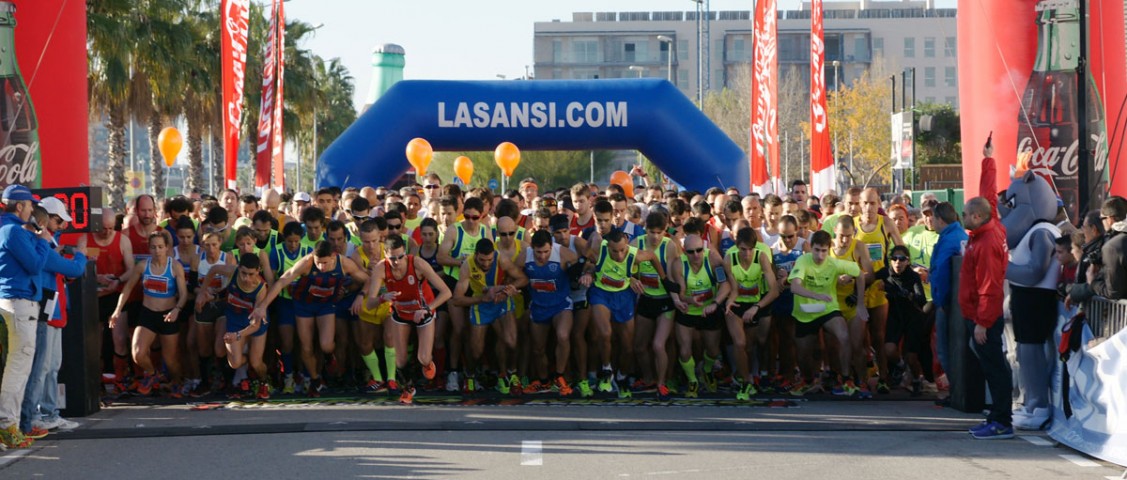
[62,245,75,255]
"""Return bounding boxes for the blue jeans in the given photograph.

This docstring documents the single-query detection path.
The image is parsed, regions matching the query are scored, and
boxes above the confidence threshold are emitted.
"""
[20,322,61,432]
[935,307,948,373]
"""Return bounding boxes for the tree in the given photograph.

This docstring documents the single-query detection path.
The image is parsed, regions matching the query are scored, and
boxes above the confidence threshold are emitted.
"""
[806,59,895,187]
[914,102,961,165]
[184,6,220,195]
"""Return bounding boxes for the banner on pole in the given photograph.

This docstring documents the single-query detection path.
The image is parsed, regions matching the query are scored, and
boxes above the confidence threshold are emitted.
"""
[270,0,286,192]
[891,111,914,170]
[221,0,250,191]
[750,0,778,195]
[809,0,835,196]
[254,0,279,189]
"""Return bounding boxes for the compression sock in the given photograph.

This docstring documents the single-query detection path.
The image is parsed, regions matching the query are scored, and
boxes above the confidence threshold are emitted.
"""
[384,346,397,381]
[703,353,718,372]
[362,351,384,382]
[679,357,699,383]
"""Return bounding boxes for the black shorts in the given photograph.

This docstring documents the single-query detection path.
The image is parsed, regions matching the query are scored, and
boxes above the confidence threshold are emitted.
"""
[138,305,180,336]
[884,299,923,345]
[730,302,772,326]
[125,300,142,328]
[636,295,674,319]
[675,309,723,331]
[196,301,226,324]
[391,310,436,327]
[1010,285,1058,344]
[795,311,843,338]
[99,293,121,325]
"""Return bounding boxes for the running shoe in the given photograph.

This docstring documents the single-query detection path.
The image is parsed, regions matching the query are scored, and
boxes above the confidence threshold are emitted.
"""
[508,374,523,396]
[630,379,656,394]
[387,379,401,396]
[524,380,551,395]
[136,375,159,396]
[597,370,614,393]
[971,421,1015,440]
[876,381,891,394]
[34,417,78,432]
[496,375,511,395]
[553,377,573,396]
[423,362,437,381]
[446,371,461,393]
[190,379,212,398]
[363,379,387,394]
[911,378,923,397]
[617,379,632,399]
[399,386,416,405]
[464,375,478,394]
[0,424,33,449]
[702,370,718,394]
[282,374,296,395]
[168,382,185,399]
[656,384,672,401]
[257,382,271,400]
[735,382,755,401]
[685,381,699,398]
[309,378,326,398]
[789,380,816,397]
[239,379,252,395]
[24,426,48,440]
[577,379,594,398]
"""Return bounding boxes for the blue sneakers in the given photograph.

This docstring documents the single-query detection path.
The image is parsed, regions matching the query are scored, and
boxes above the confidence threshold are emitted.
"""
[970,421,1014,440]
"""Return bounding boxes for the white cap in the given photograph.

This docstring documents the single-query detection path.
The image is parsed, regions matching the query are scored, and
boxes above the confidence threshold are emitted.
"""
[294,192,312,203]
[40,196,73,222]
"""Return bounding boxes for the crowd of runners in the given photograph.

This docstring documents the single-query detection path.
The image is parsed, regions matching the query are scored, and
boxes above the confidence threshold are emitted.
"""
[85,170,948,405]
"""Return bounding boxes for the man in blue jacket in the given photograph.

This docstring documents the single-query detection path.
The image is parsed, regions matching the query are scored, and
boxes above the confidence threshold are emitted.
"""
[929,202,968,378]
[0,185,86,450]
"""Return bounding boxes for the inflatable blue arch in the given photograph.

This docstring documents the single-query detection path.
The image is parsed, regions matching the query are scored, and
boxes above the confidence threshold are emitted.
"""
[316,78,748,192]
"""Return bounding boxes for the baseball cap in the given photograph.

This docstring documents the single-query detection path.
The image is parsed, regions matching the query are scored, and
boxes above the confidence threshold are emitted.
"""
[40,196,73,222]
[2,184,38,204]
[294,192,312,203]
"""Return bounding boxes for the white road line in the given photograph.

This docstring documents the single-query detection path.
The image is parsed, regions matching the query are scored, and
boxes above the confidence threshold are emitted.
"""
[521,440,543,466]
[1059,454,1101,467]
[0,449,32,467]
[1021,436,1053,446]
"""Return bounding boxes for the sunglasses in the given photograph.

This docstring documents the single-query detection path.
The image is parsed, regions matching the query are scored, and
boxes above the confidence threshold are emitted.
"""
[685,248,705,254]
[388,223,403,229]
[465,215,481,221]
[388,253,406,261]
[424,184,441,189]
[498,231,517,237]
[542,200,557,206]
[781,234,796,240]
[890,255,910,262]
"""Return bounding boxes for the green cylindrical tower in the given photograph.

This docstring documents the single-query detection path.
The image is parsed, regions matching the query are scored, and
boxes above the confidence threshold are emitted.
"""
[364,43,405,111]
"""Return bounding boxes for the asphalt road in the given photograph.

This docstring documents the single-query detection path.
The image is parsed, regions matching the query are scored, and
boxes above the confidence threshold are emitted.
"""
[1,401,1123,479]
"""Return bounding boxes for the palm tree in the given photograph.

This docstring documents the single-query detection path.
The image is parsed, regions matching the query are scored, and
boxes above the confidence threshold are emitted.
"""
[87,0,135,211]
[184,7,220,195]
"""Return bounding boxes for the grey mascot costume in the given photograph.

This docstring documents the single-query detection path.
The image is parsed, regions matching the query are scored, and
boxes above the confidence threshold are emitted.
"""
[998,170,1060,430]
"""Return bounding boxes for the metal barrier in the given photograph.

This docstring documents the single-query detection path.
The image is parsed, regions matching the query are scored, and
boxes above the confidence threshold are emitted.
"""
[1082,297,1127,340]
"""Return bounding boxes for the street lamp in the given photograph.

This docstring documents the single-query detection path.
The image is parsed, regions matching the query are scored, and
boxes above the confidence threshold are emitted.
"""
[628,65,645,78]
[657,35,674,84]
[831,60,841,92]
[691,0,704,106]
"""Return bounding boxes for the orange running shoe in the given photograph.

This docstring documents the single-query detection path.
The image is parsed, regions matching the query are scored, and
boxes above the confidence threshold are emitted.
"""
[553,377,573,396]
[399,386,416,405]
[423,362,437,380]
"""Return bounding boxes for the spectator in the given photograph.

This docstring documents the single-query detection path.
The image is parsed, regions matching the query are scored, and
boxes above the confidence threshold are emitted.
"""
[958,151,1013,440]
[930,201,966,376]
[1068,197,1127,302]
[878,244,931,397]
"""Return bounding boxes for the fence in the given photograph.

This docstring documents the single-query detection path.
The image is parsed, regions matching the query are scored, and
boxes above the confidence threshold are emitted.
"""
[1082,296,1127,339]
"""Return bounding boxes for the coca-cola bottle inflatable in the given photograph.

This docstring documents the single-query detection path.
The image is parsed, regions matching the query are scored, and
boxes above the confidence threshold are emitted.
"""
[0,2,40,189]
[1016,0,1109,221]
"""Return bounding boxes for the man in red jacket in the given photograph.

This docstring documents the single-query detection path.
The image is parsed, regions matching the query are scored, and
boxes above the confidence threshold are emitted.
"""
[958,145,1013,440]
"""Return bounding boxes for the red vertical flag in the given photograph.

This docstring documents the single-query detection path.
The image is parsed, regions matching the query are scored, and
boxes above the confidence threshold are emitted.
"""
[750,0,778,195]
[809,0,835,195]
[221,0,250,191]
[254,0,279,190]
[270,0,286,192]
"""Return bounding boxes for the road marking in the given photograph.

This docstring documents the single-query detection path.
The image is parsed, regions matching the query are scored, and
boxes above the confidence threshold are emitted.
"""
[1021,436,1052,446]
[0,449,32,467]
[1059,454,1101,467]
[521,440,543,466]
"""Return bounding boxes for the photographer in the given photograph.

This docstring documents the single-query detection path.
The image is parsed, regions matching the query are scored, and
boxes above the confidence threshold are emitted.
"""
[1068,197,1127,305]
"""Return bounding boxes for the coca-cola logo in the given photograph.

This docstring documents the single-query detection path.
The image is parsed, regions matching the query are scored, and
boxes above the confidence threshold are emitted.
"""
[751,0,778,161]
[0,141,40,186]
[809,0,827,134]
[1018,136,1079,177]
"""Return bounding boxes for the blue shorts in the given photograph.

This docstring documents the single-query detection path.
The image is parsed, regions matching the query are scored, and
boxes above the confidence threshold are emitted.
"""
[530,298,573,325]
[336,294,359,322]
[275,297,296,327]
[469,298,513,326]
[226,313,267,337]
[772,291,795,318]
[588,286,637,323]
[293,300,335,319]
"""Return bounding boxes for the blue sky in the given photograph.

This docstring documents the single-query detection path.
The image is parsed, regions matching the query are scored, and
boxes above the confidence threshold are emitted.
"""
[283,0,958,109]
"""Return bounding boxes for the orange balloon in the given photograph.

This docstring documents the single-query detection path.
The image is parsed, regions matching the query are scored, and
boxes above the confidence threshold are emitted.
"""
[494,142,521,177]
[405,138,434,176]
[454,155,474,185]
[158,127,183,167]
[610,170,634,198]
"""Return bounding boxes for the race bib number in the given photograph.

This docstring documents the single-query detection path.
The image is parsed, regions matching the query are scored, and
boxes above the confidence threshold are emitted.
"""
[394,300,422,315]
[600,274,626,289]
[639,273,660,289]
[737,284,760,297]
[308,284,335,298]
[531,279,557,293]
[867,243,883,262]
[228,294,255,312]
[691,289,714,304]
[142,276,169,294]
